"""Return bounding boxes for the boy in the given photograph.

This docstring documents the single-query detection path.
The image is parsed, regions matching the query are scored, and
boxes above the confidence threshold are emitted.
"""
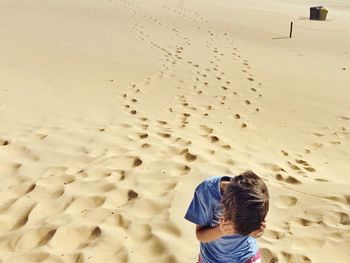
[185,171,269,263]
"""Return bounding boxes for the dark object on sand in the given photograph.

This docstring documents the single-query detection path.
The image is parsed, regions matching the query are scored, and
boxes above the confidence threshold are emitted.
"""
[310,6,322,20]
[310,6,328,21]
[319,8,328,21]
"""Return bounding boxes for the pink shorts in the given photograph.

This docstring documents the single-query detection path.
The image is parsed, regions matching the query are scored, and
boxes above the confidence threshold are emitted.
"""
[244,250,261,263]
[198,250,261,263]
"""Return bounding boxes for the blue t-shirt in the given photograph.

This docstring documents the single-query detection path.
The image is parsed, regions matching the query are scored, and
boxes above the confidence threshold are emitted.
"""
[185,176,258,263]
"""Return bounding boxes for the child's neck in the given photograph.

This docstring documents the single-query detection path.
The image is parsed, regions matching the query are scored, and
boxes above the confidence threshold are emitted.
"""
[220,177,231,195]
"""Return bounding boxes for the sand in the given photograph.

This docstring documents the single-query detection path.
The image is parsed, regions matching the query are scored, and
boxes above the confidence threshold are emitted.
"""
[0,0,350,262]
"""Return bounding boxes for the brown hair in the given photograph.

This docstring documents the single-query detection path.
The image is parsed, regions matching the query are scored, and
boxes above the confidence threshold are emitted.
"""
[221,171,269,236]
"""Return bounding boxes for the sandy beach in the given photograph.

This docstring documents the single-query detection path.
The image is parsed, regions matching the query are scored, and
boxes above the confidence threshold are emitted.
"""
[0,0,350,262]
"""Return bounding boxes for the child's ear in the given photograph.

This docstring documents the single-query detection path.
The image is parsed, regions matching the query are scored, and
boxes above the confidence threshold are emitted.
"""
[219,217,232,225]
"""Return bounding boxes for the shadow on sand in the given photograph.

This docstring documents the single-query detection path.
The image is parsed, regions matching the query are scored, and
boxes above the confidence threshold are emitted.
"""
[272,36,290,40]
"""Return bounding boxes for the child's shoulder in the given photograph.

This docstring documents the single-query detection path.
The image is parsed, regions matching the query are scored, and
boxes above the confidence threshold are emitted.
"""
[199,175,233,184]
[197,175,220,186]
[196,175,233,192]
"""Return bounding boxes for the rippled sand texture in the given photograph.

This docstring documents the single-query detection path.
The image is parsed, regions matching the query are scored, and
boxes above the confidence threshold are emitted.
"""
[0,0,350,262]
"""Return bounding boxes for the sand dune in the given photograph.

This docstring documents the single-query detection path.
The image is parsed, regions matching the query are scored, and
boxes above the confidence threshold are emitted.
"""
[0,0,350,262]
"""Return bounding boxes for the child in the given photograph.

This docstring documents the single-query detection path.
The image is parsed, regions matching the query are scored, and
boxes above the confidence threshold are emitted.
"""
[185,171,269,263]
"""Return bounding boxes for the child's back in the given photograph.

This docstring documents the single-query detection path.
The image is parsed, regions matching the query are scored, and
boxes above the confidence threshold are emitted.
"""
[185,171,269,263]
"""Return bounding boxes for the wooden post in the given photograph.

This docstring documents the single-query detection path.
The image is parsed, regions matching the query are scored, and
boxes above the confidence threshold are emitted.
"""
[289,21,293,38]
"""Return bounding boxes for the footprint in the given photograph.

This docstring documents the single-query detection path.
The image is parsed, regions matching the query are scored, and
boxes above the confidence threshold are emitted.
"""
[211,136,219,143]
[327,231,347,242]
[294,217,316,227]
[263,229,286,241]
[143,234,167,256]
[51,187,65,198]
[99,183,116,192]
[338,116,350,120]
[14,227,57,250]
[78,226,102,248]
[304,149,311,154]
[12,252,50,262]
[25,183,36,194]
[323,195,350,205]
[261,248,279,263]
[315,178,329,183]
[12,203,36,230]
[221,145,231,150]
[275,174,302,185]
[65,196,106,213]
[113,213,130,229]
[304,167,316,172]
[311,143,323,150]
[38,228,57,246]
[295,159,309,165]
[120,123,132,129]
[128,190,139,201]
[287,161,301,171]
[159,221,182,238]
[281,252,311,263]
[129,223,152,241]
[339,211,350,225]
[139,124,149,130]
[49,226,101,251]
[263,163,286,172]
[185,151,197,161]
[133,157,143,167]
[200,125,213,135]
[0,198,17,213]
[275,195,298,208]
[139,133,148,139]
[116,249,128,263]
[294,159,316,172]
[158,133,171,138]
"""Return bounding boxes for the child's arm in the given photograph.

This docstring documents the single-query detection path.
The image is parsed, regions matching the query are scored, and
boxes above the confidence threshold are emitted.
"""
[196,225,223,243]
[197,220,266,242]
[196,219,235,243]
